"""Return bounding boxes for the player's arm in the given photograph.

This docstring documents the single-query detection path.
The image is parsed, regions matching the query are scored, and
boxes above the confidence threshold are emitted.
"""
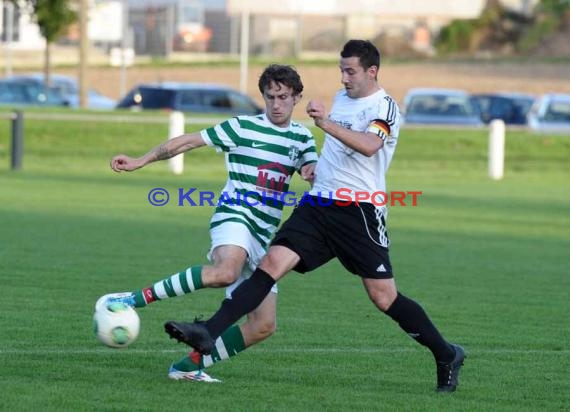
[297,132,319,185]
[110,132,206,172]
[300,162,317,186]
[306,100,386,157]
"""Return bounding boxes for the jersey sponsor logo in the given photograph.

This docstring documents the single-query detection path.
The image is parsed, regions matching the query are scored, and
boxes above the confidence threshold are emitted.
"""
[376,264,387,272]
[256,162,288,193]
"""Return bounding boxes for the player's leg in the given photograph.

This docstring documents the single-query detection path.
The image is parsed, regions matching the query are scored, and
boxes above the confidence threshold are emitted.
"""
[363,277,465,392]
[97,245,247,308]
[332,202,464,391]
[362,277,455,360]
[238,289,277,346]
[330,201,456,361]
[169,292,277,381]
[164,201,334,350]
[97,222,251,308]
[203,246,290,339]
[165,245,295,351]
[201,291,277,364]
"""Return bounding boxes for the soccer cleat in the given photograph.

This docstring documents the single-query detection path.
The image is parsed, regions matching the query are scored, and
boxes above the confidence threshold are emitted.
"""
[164,320,215,355]
[436,344,466,392]
[95,292,136,311]
[168,365,221,383]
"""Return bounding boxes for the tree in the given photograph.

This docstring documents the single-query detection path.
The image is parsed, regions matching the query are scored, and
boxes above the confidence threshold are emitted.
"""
[34,0,77,87]
[13,0,77,86]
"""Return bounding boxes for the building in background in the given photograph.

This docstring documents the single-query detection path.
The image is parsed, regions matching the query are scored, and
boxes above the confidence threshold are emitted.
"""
[0,0,540,57]
[223,0,540,57]
[127,0,213,56]
[1,0,43,50]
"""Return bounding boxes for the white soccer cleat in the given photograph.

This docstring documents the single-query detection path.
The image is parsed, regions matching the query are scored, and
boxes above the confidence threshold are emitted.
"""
[95,292,136,311]
[168,366,222,383]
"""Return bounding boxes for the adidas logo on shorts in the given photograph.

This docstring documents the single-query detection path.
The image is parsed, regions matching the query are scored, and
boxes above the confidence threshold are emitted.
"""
[376,264,387,272]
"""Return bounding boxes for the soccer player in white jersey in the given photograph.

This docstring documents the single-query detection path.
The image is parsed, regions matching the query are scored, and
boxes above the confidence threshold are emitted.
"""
[165,40,466,392]
[99,64,318,382]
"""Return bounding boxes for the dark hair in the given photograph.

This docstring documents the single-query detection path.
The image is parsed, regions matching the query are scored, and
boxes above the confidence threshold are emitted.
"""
[340,40,380,71]
[258,64,304,96]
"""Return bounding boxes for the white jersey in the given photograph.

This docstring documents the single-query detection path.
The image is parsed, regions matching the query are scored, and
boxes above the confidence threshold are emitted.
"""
[310,88,400,201]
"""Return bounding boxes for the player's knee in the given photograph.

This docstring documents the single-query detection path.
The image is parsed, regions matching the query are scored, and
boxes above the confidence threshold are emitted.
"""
[368,289,397,312]
[259,252,280,273]
[242,316,276,345]
[211,267,241,286]
[251,319,277,341]
[258,246,297,278]
[257,321,277,340]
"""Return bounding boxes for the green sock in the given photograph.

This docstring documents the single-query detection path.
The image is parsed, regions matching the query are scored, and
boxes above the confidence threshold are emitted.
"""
[131,265,204,308]
[172,325,246,372]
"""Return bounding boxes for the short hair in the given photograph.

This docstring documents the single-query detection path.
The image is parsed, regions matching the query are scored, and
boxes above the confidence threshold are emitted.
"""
[258,64,304,96]
[340,40,380,71]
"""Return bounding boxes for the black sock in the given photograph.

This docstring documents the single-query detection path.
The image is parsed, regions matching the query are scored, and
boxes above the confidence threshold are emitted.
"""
[205,268,275,339]
[385,293,455,362]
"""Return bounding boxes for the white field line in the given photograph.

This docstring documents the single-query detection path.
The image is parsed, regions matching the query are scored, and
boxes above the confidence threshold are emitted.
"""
[0,347,569,355]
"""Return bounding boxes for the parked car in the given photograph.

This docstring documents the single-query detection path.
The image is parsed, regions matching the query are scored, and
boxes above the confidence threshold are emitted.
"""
[471,92,535,125]
[116,83,263,116]
[402,88,483,126]
[0,79,67,107]
[6,73,116,110]
[528,93,570,133]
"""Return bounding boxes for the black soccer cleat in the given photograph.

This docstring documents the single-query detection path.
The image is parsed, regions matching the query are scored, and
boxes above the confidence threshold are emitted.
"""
[436,344,466,392]
[164,320,215,355]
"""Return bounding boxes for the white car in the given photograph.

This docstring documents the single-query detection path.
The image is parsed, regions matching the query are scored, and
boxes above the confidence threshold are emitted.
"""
[528,93,570,133]
[402,88,483,127]
[6,73,116,110]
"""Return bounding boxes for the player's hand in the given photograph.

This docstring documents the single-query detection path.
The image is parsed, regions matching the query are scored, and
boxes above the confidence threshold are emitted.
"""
[300,163,316,185]
[306,100,326,123]
[110,155,143,172]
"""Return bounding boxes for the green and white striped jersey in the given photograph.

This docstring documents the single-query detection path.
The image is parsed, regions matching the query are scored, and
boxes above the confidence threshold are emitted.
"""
[201,113,318,250]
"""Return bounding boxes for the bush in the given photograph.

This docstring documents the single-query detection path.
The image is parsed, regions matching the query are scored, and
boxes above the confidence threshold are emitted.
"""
[435,20,476,54]
[516,0,570,53]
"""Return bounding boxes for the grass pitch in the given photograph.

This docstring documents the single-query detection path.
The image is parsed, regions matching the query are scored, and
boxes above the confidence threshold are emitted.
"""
[0,114,569,411]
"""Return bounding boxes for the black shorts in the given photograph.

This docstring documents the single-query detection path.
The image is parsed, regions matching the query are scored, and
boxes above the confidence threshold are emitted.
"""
[272,196,393,279]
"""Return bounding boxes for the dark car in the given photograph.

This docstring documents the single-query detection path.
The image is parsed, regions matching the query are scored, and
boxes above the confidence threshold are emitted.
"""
[0,79,67,107]
[116,83,263,116]
[402,88,483,126]
[471,93,535,125]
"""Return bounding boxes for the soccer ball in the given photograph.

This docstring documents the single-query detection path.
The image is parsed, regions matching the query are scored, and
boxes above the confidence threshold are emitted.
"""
[93,300,140,348]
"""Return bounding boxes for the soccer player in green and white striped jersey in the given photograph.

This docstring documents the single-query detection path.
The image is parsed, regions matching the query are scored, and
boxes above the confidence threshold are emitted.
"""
[100,65,318,382]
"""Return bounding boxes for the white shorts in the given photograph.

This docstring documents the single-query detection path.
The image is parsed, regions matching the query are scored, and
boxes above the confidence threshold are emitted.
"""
[208,221,278,298]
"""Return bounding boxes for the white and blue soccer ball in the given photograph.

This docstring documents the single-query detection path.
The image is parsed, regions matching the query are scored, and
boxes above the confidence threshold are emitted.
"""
[93,299,140,348]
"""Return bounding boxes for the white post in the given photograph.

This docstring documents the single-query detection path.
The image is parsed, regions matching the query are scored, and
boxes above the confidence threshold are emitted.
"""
[488,119,505,180]
[168,111,185,175]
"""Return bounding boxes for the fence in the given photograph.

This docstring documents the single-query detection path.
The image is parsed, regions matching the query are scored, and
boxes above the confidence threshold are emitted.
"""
[2,110,513,178]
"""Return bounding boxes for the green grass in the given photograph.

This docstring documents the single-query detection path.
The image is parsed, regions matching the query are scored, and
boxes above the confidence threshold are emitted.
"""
[1,114,569,411]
